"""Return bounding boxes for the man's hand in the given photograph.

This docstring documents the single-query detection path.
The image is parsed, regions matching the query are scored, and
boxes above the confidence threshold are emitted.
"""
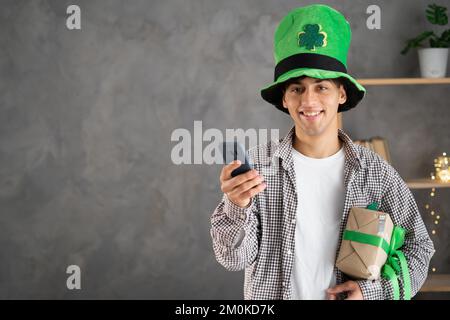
[219,160,266,208]
[327,281,363,300]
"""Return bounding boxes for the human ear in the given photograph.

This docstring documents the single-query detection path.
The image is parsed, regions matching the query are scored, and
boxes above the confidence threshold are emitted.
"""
[339,86,347,104]
[282,94,288,109]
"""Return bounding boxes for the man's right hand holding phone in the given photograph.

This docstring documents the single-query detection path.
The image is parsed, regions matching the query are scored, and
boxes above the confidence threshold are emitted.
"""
[220,160,267,208]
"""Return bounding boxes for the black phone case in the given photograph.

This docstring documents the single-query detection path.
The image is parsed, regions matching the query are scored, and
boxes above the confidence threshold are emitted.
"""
[222,141,253,177]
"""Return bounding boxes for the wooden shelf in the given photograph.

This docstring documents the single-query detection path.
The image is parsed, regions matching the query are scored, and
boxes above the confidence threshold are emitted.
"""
[420,274,450,292]
[406,178,450,189]
[357,77,450,85]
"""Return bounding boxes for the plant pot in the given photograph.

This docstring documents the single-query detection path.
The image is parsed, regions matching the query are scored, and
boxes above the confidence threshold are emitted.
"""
[418,48,449,78]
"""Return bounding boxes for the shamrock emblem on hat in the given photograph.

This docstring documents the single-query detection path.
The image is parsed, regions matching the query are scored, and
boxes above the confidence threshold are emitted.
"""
[298,24,327,51]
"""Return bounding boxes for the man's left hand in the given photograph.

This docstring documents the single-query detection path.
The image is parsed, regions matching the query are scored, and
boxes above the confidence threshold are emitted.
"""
[327,281,363,300]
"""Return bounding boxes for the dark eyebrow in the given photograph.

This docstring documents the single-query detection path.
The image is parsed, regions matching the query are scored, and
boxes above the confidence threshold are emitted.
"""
[289,79,331,86]
[314,79,331,83]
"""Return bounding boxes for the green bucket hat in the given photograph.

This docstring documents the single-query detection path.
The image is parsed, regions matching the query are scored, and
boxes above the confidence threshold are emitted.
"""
[260,4,366,114]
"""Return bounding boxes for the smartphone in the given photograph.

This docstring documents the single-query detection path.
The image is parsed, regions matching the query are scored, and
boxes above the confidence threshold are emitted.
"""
[221,140,253,177]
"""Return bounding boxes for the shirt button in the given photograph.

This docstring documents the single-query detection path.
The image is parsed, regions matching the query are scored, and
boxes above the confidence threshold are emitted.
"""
[287,249,292,255]
[291,218,296,224]
[282,281,286,287]
[240,213,246,220]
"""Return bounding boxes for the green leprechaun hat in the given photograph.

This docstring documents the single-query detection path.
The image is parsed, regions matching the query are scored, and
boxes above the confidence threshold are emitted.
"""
[261,4,366,114]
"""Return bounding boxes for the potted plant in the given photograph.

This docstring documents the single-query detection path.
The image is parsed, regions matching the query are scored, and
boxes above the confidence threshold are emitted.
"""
[401,3,450,78]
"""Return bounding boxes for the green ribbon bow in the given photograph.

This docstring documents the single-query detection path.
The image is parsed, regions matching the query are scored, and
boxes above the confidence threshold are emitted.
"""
[381,226,411,300]
[343,202,412,300]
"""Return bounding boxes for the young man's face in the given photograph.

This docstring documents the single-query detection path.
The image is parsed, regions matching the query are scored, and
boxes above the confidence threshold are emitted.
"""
[282,76,347,137]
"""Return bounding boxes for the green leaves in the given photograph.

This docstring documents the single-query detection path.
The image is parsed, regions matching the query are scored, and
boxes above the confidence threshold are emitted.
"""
[441,29,450,43]
[401,4,450,54]
[426,4,448,25]
[401,31,434,55]
[298,24,326,51]
[429,28,450,47]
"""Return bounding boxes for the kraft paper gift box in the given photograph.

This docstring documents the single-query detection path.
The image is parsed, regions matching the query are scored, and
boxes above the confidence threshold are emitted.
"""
[336,204,394,280]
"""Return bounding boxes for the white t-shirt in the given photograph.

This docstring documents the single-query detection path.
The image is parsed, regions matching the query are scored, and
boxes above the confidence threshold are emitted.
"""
[290,144,345,300]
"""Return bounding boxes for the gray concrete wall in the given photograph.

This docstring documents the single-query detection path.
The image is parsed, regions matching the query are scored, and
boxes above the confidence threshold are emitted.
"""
[0,0,449,299]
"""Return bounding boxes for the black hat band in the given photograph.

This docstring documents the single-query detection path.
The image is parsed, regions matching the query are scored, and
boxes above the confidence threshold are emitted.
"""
[274,53,347,81]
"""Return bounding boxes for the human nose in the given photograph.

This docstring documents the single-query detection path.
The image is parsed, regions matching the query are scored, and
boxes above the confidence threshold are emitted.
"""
[300,87,318,106]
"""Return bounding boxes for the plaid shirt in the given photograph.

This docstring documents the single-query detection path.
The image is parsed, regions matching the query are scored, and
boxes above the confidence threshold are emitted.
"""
[210,126,435,300]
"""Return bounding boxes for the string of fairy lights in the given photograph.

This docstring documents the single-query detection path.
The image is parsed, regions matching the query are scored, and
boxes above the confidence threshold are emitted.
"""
[424,189,439,273]
[425,152,449,273]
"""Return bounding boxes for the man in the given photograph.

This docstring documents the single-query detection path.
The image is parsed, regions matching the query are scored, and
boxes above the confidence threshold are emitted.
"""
[210,4,434,300]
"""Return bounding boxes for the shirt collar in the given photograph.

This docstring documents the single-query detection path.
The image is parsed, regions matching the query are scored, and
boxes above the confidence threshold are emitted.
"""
[273,125,364,171]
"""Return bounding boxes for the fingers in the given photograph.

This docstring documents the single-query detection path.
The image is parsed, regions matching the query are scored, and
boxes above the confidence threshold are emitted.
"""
[345,292,360,300]
[220,160,242,182]
[228,178,266,201]
[228,174,264,196]
[221,168,260,193]
[344,283,363,300]
[327,281,364,300]
[327,293,337,300]
[327,281,354,294]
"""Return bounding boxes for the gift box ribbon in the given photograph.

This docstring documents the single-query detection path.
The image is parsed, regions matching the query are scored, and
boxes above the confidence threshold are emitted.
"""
[342,202,412,300]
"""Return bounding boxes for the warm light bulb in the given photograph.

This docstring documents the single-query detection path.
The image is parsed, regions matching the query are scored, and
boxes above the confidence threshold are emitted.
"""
[437,170,450,182]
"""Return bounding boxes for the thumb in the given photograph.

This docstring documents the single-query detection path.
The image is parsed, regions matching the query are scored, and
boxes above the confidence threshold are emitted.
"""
[327,282,352,294]
[327,293,338,300]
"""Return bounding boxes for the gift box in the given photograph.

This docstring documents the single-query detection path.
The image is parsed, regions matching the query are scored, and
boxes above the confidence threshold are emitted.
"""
[336,202,412,300]
[336,203,394,280]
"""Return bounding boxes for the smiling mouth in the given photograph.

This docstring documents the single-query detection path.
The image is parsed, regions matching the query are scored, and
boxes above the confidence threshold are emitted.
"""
[299,110,324,120]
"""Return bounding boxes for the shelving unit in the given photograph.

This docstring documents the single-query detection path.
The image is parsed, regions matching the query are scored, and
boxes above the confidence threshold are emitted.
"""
[357,77,450,85]
[337,78,450,128]
[406,178,450,189]
[352,77,449,191]
[344,77,450,293]
[421,274,450,292]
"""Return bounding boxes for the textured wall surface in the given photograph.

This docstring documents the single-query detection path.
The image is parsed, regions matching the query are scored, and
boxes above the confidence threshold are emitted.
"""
[0,0,449,299]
